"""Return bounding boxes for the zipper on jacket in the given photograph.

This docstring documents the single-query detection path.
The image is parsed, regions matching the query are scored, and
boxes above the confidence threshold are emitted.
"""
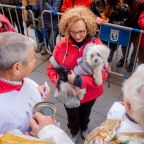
[72,44,84,58]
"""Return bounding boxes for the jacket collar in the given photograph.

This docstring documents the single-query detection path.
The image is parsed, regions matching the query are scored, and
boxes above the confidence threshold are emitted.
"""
[69,35,91,48]
[66,36,96,47]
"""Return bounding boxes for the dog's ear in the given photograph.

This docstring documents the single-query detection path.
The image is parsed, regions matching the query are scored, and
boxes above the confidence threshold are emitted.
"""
[84,43,96,65]
[86,49,93,65]
[83,43,96,57]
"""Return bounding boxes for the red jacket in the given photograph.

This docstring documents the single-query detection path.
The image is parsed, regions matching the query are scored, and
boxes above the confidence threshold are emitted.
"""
[47,37,108,103]
[61,0,92,13]
[138,11,144,49]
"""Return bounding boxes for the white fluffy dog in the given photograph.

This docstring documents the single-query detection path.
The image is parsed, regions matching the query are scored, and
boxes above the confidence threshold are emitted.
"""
[74,43,110,85]
[51,44,110,108]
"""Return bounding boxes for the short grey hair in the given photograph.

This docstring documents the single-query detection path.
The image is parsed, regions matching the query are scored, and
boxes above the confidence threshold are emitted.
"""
[0,32,37,70]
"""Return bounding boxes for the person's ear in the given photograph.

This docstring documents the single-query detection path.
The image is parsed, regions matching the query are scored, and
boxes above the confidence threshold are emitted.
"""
[124,101,132,115]
[12,62,22,76]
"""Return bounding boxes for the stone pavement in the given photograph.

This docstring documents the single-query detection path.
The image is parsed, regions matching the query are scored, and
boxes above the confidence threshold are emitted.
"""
[29,53,123,144]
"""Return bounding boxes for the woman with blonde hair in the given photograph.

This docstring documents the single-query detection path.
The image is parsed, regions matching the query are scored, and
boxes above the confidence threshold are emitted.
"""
[47,6,108,142]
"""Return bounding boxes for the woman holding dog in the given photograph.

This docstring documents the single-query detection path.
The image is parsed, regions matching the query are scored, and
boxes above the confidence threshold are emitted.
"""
[47,6,108,142]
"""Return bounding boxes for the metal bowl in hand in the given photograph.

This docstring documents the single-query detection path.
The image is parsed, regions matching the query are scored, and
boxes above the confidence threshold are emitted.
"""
[34,102,56,117]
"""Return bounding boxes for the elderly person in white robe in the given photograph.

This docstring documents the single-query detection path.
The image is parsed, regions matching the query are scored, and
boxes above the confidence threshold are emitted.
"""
[0,32,74,144]
[85,64,144,143]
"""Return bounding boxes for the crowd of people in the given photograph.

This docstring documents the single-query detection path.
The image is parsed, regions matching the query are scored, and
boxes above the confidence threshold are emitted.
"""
[0,0,144,71]
[0,0,144,143]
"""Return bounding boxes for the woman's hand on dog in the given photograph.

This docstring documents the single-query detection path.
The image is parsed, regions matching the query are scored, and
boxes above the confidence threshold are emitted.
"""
[67,70,76,84]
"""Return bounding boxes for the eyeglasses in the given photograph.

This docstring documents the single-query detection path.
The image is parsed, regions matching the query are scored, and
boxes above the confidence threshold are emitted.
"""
[70,30,86,36]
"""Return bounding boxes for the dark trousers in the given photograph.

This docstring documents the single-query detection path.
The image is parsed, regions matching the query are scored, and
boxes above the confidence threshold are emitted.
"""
[65,99,96,135]
[46,28,59,52]
[37,27,59,52]
[121,33,137,64]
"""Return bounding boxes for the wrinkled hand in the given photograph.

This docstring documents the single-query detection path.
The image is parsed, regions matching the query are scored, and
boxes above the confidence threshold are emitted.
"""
[38,84,50,101]
[67,70,76,84]
[30,112,54,137]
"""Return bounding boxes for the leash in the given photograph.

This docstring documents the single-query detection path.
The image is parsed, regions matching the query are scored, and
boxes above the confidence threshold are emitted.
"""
[102,69,111,88]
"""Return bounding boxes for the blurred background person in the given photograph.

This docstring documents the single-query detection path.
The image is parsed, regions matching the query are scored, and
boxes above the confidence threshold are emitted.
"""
[0,0,24,34]
[26,0,62,55]
[116,0,144,72]
[0,13,16,32]
[61,0,92,13]
[90,0,129,63]
[22,0,36,27]
[101,0,129,63]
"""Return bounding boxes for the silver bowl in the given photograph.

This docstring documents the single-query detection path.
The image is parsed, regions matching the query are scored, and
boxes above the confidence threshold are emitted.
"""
[34,102,56,116]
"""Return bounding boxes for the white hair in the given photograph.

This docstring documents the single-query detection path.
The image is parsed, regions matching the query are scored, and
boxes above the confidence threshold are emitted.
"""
[0,32,37,70]
[86,44,110,67]
[122,64,144,103]
[122,64,144,126]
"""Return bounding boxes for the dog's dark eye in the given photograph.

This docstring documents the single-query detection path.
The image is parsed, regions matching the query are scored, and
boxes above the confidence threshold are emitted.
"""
[97,53,100,57]
[91,54,94,57]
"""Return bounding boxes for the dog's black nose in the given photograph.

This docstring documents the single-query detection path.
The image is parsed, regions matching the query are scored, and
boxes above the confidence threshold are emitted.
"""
[94,59,98,63]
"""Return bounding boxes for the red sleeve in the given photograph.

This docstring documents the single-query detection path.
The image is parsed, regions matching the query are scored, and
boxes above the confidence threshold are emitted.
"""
[47,64,58,88]
[138,11,144,29]
[81,67,108,88]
